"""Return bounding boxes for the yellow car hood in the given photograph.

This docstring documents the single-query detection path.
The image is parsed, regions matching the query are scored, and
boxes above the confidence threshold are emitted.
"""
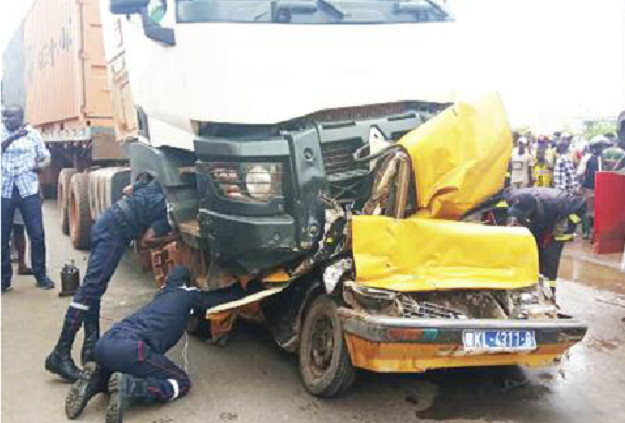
[352,216,538,292]
[399,92,512,220]
[351,93,537,292]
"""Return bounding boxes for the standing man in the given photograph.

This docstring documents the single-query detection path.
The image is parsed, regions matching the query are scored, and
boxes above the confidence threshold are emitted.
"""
[553,141,578,192]
[578,137,605,239]
[1,105,54,294]
[45,173,177,382]
[65,266,259,422]
[510,137,533,188]
[602,136,625,172]
[505,188,585,297]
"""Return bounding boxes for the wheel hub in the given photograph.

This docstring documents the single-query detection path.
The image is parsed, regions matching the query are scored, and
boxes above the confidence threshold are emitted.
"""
[309,315,335,376]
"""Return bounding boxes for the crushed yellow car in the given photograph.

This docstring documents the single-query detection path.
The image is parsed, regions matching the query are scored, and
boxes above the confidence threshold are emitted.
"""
[201,93,586,398]
[340,93,586,376]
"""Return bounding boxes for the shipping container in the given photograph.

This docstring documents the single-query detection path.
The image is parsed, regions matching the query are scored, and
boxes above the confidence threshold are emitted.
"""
[21,0,114,132]
[2,0,125,200]
[1,24,25,109]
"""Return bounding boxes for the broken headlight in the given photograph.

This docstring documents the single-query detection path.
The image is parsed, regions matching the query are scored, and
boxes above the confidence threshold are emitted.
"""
[204,162,283,203]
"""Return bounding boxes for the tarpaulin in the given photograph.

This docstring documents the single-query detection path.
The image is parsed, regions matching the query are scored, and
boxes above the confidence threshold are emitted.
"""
[352,216,538,292]
[399,93,512,219]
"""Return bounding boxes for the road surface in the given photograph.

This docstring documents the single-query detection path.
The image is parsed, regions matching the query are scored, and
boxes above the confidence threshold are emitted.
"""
[2,202,624,423]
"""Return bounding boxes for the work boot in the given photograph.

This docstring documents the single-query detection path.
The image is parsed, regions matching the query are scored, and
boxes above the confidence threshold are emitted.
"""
[81,315,100,365]
[105,373,150,423]
[36,276,55,290]
[45,309,85,382]
[65,362,106,419]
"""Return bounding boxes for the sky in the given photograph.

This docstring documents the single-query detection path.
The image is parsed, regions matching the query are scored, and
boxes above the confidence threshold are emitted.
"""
[1,0,624,132]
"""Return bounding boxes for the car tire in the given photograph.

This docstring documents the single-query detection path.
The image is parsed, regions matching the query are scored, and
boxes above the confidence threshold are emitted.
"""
[299,295,356,398]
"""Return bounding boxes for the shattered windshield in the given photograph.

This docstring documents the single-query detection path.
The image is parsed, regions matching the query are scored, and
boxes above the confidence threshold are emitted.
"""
[176,0,452,24]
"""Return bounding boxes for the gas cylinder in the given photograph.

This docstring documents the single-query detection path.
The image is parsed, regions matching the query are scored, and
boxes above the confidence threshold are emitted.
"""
[59,260,80,297]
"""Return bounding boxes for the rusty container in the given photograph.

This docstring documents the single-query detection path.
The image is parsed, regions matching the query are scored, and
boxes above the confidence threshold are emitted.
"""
[20,0,114,132]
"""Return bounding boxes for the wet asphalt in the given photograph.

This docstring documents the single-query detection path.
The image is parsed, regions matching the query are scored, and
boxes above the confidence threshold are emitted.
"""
[2,201,624,423]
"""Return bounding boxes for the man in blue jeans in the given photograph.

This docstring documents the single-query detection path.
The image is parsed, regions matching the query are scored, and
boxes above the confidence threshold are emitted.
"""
[1,105,54,294]
[65,266,257,422]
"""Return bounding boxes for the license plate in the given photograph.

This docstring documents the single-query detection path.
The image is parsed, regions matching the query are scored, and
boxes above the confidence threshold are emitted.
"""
[463,330,536,351]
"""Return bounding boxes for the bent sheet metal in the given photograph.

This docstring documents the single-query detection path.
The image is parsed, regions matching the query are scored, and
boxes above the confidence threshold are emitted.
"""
[399,92,512,220]
[352,216,538,292]
[352,93,536,292]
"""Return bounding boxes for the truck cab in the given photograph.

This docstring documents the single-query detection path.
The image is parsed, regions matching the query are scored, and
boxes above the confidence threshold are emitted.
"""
[103,0,458,283]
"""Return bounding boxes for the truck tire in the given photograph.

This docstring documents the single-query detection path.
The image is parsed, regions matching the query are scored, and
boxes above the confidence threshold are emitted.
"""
[299,295,356,398]
[58,168,77,235]
[69,173,92,250]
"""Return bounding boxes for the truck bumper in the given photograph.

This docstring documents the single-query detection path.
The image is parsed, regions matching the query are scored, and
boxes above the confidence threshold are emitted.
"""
[338,308,587,373]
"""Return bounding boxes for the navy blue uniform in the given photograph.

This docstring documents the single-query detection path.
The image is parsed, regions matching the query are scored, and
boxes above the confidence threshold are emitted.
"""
[68,180,171,329]
[505,188,585,290]
[95,267,246,402]
[46,179,172,382]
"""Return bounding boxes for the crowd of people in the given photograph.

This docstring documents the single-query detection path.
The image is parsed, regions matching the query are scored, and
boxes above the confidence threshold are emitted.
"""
[508,130,625,239]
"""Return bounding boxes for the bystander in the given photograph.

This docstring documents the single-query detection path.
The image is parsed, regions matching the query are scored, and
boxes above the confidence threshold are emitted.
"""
[1,105,54,294]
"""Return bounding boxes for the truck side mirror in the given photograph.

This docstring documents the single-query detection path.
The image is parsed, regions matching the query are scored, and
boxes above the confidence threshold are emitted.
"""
[110,0,150,15]
[110,0,176,46]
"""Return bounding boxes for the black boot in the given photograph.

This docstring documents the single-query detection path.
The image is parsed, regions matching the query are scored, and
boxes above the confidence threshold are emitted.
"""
[105,373,150,423]
[45,308,85,382]
[81,310,100,365]
[65,362,106,419]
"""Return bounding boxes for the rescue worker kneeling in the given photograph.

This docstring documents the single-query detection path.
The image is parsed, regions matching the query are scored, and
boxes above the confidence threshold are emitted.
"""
[65,266,257,422]
[505,188,585,296]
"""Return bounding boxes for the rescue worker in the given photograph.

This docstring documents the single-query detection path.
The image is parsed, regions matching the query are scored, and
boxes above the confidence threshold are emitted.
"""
[65,266,258,422]
[45,173,178,382]
[505,188,585,296]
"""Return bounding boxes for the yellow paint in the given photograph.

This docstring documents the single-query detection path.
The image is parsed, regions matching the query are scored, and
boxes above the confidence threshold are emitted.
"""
[533,162,552,187]
[344,335,572,373]
[398,93,512,220]
[262,270,290,283]
[568,214,581,224]
[352,216,538,291]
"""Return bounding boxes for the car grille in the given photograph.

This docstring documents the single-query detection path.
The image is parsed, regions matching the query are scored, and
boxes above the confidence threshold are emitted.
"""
[401,296,467,319]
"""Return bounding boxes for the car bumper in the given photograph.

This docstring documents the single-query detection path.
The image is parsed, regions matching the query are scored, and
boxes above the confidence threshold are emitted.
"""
[338,308,587,373]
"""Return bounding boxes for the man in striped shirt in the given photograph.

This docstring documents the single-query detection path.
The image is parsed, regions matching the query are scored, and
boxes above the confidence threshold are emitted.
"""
[553,141,579,192]
[1,105,54,293]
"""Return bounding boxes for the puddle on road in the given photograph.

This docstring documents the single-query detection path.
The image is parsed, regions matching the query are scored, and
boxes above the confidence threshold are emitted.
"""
[413,366,555,421]
[559,256,625,295]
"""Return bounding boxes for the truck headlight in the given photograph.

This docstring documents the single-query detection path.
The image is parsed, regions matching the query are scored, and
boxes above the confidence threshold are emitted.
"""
[204,162,283,203]
[245,164,274,200]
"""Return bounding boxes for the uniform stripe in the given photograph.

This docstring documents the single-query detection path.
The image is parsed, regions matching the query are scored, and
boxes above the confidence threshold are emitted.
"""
[70,301,90,311]
[168,379,179,400]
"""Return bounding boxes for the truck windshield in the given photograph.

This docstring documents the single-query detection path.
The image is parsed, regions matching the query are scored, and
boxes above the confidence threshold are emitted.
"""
[176,0,452,24]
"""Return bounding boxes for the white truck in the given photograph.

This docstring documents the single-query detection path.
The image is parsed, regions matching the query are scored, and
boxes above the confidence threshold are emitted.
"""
[5,0,588,398]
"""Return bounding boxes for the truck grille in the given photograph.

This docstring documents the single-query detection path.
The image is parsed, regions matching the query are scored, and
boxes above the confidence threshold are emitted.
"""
[320,139,367,175]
